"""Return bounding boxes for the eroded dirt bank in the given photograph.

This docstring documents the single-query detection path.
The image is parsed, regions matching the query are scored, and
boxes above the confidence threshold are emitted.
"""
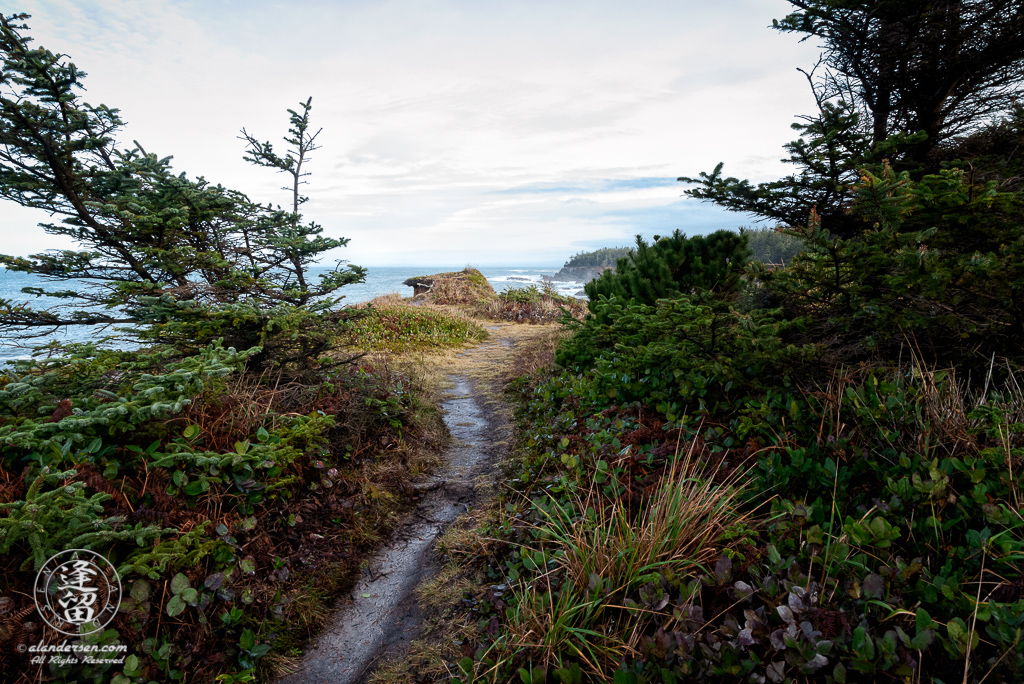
[277,325,538,684]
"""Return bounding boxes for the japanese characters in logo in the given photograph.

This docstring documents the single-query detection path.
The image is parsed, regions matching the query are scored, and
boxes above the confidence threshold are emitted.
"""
[33,550,122,636]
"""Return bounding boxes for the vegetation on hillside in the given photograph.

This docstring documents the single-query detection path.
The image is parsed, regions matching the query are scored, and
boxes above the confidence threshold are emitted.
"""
[347,297,488,352]
[407,268,497,306]
[741,226,805,265]
[562,247,632,270]
[5,2,1024,683]
[0,339,444,682]
[0,15,484,684]
[405,3,1024,683]
[485,285,587,324]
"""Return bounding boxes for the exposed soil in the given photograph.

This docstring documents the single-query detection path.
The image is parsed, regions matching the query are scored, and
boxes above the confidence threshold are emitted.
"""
[275,325,532,684]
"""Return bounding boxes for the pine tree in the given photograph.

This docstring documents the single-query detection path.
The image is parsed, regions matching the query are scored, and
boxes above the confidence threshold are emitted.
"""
[584,230,750,309]
[680,1,1024,238]
[0,14,364,364]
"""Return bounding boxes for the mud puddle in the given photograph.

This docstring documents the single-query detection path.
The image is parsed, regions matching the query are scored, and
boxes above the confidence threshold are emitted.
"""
[276,376,494,684]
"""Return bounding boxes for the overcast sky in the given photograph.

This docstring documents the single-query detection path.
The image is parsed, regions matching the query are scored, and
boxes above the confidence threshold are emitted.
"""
[0,0,821,267]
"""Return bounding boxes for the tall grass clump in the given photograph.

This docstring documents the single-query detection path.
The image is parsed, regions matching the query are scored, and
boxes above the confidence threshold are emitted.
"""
[551,451,751,595]
[476,448,754,682]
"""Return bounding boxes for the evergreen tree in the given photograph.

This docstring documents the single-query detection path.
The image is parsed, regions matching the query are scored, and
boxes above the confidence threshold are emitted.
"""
[741,226,805,265]
[584,230,750,311]
[563,246,632,269]
[775,1,1024,162]
[681,1,1024,238]
[0,14,364,364]
[764,153,1024,367]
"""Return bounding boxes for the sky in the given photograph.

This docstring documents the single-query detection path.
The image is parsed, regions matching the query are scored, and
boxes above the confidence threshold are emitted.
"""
[0,0,822,267]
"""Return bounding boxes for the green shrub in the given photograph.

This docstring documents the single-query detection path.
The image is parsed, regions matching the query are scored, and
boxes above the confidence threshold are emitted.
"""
[764,161,1024,370]
[585,230,751,312]
[556,291,811,417]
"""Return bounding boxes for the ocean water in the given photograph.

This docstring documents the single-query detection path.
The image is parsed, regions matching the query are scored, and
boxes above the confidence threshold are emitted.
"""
[0,266,583,362]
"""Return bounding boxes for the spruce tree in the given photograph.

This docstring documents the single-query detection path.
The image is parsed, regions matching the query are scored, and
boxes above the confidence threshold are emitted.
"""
[681,0,1024,238]
[0,13,364,365]
[584,229,750,309]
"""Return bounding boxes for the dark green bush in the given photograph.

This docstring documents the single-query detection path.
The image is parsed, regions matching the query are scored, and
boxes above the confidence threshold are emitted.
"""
[764,161,1024,370]
[584,230,750,313]
[556,291,810,415]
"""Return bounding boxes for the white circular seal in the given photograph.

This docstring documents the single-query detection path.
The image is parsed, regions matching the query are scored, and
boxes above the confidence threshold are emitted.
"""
[34,550,122,636]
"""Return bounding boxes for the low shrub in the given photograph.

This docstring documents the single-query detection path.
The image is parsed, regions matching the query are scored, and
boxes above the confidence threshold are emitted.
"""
[0,339,428,682]
[585,230,751,310]
[485,285,587,324]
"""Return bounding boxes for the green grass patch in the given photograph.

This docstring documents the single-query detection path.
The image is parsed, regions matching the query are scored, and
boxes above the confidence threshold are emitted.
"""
[345,305,487,352]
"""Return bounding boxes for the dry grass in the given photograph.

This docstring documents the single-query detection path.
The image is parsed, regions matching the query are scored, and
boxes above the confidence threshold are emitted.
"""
[482,442,758,680]
[393,320,562,397]
[483,296,587,324]
[498,325,565,385]
[417,562,478,612]
[365,292,405,307]
[419,268,496,306]
[368,639,464,684]
[558,451,753,594]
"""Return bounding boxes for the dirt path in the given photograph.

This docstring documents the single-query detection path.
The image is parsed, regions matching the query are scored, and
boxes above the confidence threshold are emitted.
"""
[276,323,548,684]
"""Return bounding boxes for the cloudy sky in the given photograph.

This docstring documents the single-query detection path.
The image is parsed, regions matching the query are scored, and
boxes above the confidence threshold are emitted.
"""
[1,0,821,267]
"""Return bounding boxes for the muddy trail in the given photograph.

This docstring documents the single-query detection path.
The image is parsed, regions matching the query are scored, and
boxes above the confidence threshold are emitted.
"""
[278,324,542,684]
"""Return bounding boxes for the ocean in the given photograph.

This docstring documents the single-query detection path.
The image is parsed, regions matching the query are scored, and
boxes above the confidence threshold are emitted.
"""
[0,266,583,362]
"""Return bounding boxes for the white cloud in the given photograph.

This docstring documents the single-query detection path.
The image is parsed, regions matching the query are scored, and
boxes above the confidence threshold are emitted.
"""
[1,0,822,265]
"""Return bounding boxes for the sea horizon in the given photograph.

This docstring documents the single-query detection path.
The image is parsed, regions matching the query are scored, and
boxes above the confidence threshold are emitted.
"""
[0,265,583,361]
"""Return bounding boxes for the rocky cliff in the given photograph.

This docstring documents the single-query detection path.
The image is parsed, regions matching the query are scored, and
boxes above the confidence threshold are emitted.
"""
[548,265,613,283]
[403,268,496,304]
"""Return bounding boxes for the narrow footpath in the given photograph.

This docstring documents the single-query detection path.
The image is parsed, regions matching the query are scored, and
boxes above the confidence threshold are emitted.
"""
[277,323,543,684]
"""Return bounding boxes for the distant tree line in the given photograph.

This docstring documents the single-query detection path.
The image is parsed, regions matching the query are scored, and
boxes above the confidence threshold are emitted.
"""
[563,246,632,269]
[740,226,805,265]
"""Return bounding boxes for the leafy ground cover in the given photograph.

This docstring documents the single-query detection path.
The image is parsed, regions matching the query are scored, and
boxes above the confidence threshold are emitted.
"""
[419,307,1024,683]
[0,302,484,683]
[397,153,1024,682]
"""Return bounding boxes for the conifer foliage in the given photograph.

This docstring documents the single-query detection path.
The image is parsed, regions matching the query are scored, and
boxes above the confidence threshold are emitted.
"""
[584,229,750,310]
[0,13,364,365]
[681,1,1024,238]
